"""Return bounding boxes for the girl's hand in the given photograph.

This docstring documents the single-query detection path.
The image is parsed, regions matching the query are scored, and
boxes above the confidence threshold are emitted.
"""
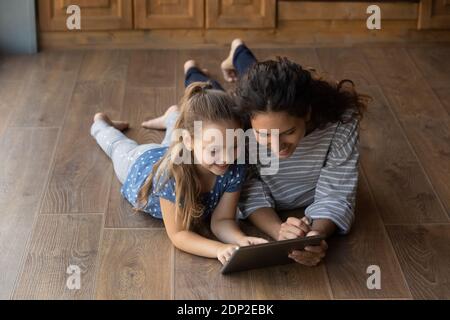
[288,230,328,267]
[237,236,269,247]
[278,217,311,241]
[217,244,239,265]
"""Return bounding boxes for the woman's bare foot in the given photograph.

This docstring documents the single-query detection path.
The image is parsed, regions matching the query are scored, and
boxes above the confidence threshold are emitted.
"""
[94,113,129,131]
[184,59,210,76]
[221,38,244,83]
[141,105,179,130]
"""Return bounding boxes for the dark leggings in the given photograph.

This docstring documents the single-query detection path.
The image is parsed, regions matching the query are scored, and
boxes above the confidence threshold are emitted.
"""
[184,44,257,91]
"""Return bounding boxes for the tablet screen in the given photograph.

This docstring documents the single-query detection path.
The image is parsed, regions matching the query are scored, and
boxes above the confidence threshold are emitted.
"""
[221,235,325,274]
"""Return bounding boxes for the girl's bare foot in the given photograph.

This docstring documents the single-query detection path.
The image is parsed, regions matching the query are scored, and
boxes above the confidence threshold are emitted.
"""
[184,59,210,76]
[94,113,129,131]
[221,38,244,83]
[142,105,179,130]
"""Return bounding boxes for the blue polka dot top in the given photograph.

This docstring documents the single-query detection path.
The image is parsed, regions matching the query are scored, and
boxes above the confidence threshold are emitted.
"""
[121,146,246,219]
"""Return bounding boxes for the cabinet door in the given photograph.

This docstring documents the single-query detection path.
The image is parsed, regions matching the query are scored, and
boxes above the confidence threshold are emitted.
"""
[38,0,133,31]
[206,0,276,29]
[419,0,450,29]
[134,0,204,29]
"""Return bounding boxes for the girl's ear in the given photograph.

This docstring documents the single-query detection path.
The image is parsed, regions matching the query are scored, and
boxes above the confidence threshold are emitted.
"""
[182,130,193,151]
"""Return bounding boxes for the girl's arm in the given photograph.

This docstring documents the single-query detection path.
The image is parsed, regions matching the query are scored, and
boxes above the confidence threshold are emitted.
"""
[160,198,236,259]
[211,191,268,246]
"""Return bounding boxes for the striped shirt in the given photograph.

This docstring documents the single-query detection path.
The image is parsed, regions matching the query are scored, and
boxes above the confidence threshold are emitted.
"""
[238,114,360,234]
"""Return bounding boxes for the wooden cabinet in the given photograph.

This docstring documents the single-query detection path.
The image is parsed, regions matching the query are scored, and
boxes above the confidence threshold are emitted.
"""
[37,1,450,49]
[38,0,133,31]
[134,0,204,29]
[419,0,450,29]
[38,0,276,31]
[206,0,276,29]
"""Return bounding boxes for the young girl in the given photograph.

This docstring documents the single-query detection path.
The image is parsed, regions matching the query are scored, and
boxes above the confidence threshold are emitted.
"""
[91,80,267,265]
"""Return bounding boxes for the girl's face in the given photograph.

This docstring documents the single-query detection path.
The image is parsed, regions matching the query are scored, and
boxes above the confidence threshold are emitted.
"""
[192,119,242,176]
[250,111,308,159]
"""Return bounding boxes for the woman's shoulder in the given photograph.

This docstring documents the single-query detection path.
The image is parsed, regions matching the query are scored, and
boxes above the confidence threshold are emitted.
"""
[305,109,359,149]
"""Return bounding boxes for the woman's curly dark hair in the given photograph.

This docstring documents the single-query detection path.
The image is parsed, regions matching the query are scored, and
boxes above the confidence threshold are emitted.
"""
[234,57,369,130]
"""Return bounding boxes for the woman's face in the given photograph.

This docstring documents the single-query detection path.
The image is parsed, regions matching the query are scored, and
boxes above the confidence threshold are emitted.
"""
[250,111,307,159]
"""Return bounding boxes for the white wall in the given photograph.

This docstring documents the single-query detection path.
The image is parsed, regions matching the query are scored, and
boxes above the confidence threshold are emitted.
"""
[0,0,37,54]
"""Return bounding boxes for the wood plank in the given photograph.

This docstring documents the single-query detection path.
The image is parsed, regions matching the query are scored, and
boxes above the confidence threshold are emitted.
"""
[41,51,129,214]
[105,87,176,228]
[95,229,172,299]
[0,128,58,299]
[40,81,124,214]
[13,214,103,299]
[0,80,24,137]
[249,258,331,299]
[315,47,377,86]
[78,50,130,82]
[0,54,35,82]
[386,224,450,299]
[77,50,130,82]
[360,86,447,224]
[121,87,176,146]
[408,47,450,89]
[432,86,450,116]
[127,50,177,88]
[174,249,255,299]
[363,47,450,217]
[325,172,412,299]
[408,47,450,115]
[8,51,83,127]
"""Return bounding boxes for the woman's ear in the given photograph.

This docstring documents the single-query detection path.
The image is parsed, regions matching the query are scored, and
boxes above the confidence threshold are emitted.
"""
[306,110,312,122]
[182,130,193,151]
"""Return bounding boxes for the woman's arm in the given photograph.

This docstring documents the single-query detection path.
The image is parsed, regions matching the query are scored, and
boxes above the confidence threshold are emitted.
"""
[160,198,233,259]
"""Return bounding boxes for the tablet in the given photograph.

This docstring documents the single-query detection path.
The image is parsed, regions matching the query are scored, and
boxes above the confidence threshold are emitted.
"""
[220,235,325,274]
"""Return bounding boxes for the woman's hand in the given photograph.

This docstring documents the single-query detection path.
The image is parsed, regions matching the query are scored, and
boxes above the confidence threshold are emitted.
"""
[236,236,269,247]
[217,244,240,265]
[288,230,328,267]
[278,217,311,240]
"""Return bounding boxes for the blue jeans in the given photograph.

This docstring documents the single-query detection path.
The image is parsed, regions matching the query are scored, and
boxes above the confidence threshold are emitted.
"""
[184,44,257,91]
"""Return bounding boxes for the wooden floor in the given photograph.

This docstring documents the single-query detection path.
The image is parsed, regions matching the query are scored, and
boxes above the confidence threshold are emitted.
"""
[0,44,449,300]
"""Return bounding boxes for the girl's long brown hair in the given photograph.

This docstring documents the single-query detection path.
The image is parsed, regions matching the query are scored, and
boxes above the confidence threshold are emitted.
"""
[137,82,241,230]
